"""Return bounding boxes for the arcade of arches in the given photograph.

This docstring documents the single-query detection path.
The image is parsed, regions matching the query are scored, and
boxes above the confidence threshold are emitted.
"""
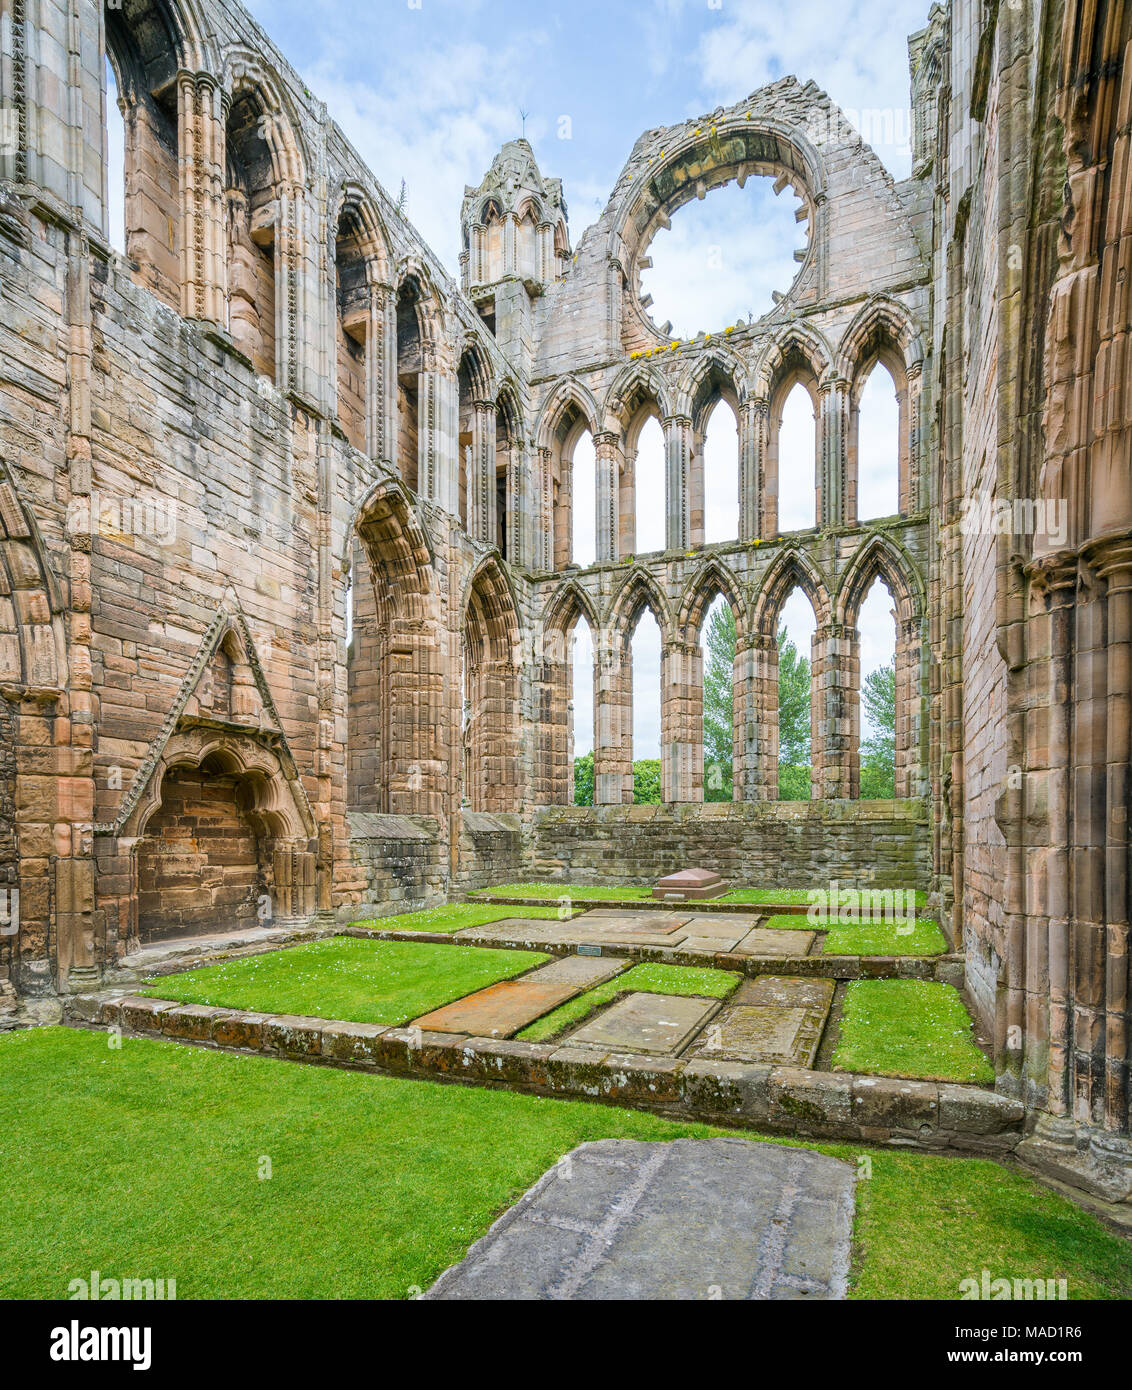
[1,0,1130,1200]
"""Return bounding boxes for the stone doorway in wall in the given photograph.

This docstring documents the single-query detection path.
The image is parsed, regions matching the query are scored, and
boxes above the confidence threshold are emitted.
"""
[135,757,266,944]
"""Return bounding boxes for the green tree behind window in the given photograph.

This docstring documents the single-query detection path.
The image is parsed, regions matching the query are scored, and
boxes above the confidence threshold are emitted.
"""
[777,625,812,800]
[859,660,896,798]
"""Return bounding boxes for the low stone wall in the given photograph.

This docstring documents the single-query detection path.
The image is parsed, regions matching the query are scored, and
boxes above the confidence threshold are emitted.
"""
[78,993,1025,1157]
[525,801,931,891]
[454,811,524,892]
[345,814,447,919]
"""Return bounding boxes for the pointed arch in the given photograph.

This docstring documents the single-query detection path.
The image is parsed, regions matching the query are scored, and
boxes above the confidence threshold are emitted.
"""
[836,296,924,519]
[601,359,672,438]
[536,375,601,451]
[752,321,834,400]
[751,545,832,640]
[834,532,925,800]
[677,556,747,639]
[835,531,924,631]
[331,181,391,286]
[543,576,601,646]
[349,480,445,816]
[607,566,672,648]
[536,377,601,571]
[462,555,521,811]
[674,346,747,430]
[333,186,392,455]
[222,51,308,188]
[834,294,923,384]
[536,579,600,806]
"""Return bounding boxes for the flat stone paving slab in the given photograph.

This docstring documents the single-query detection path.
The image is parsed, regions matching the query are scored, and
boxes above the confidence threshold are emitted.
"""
[413,980,579,1038]
[423,1137,856,1300]
[690,976,834,1067]
[578,911,690,935]
[735,975,836,1010]
[566,992,721,1056]
[691,1005,808,1063]
[733,927,816,956]
[526,955,628,988]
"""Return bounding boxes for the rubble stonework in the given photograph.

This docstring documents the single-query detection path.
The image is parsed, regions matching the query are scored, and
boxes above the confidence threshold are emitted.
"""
[0,0,1129,1197]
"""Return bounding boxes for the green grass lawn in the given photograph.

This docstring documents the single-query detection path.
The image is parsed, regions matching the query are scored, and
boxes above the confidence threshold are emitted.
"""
[516,962,740,1043]
[470,881,652,901]
[726,888,930,908]
[762,912,829,931]
[822,917,948,956]
[2,1029,1129,1300]
[140,938,549,1027]
[833,980,994,1084]
[348,903,577,933]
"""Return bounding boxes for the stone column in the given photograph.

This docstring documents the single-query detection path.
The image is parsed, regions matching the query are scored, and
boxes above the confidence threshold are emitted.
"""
[1092,540,1132,1133]
[750,633,779,798]
[468,401,497,545]
[176,73,227,326]
[893,615,922,798]
[536,625,571,805]
[417,365,459,514]
[595,636,632,804]
[732,632,756,800]
[739,399,768,542]
[594,431,621,564]
[833,623,861,799]
[364,281,396,465]
[811,624,842,800]
[618,447,637,559]
[819,377,849,529]
[663,415,692,552]
[903,361,922,515]
[663,639,702,802]
[688,426,706,549]
[535,447,554,571]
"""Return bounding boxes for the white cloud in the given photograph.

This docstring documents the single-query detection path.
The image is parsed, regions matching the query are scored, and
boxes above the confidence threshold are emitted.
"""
[640,176,806,338]
[694,0,919,177]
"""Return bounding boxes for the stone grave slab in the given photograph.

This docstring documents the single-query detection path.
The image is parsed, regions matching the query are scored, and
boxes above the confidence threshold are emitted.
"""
[735,975,835,1011]
[653,867,726,901]
[578,911,689,935]
[733,927,815,956]
[413,979,579,1037]
[690,1005,808,1064]
[525,954,628,988]
[678,917,749,940]
[423,1137,856,1300]
[682,936,744,954]
[566,992,721,1056]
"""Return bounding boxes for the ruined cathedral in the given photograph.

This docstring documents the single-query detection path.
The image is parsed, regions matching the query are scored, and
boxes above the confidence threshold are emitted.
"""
[0,0,1129,1204]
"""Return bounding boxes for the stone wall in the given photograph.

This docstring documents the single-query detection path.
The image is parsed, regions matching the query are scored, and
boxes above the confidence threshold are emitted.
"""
[526,801,930,893]
[345,813,447,920]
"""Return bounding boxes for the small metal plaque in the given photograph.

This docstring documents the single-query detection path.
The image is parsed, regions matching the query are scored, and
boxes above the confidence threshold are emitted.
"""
[577,944,602,957]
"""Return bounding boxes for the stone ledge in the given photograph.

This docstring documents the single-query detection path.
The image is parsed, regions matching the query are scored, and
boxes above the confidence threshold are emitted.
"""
[82,996,1023,1157]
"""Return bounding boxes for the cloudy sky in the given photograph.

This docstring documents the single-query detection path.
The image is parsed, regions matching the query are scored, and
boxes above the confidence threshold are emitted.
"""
[112,0,929,767]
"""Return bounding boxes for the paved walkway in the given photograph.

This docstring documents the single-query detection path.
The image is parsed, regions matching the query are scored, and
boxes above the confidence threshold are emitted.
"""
[424,1137,856,1300]
[453,910,816,957]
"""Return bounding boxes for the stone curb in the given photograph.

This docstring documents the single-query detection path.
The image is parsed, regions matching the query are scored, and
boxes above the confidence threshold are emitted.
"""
[339,926,964,983]
[74,994,1024,1155]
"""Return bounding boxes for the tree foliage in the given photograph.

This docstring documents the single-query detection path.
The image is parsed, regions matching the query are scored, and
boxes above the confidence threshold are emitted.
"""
[859,660,896,798]
[777,624,812,800]
[702,600,736,800]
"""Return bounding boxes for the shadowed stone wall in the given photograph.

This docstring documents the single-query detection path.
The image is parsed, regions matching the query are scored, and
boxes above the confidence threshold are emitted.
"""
[526,801,930,895]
